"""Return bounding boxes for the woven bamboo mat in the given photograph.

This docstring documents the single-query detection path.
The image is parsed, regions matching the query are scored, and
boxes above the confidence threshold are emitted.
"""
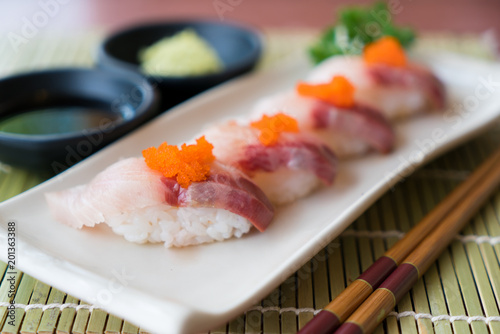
[0,29,499,334]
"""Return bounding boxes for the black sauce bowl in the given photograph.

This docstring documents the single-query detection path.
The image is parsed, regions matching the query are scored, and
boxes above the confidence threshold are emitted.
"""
[96,20,262,110]
[0,68,159,172]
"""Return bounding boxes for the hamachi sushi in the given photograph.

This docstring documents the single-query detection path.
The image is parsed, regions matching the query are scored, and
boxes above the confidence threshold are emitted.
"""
[306,37,446,120]
[202,114,338,205]
[252,77,395,158]
[45,137,274,247]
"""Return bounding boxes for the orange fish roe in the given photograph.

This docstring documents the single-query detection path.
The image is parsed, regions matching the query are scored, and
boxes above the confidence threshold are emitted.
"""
[142,136,215,188]
[250,113,299,146]
[296,75,355,108]
[363,36,407,67]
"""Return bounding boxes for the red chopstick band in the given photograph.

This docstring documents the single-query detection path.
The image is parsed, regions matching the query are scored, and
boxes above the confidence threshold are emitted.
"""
[299,310,341,334]
[335,321,364,334]
[358,255,398,287]
[378,263,419,301]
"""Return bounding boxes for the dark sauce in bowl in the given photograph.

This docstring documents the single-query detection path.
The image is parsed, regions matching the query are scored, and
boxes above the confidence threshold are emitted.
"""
[0,107,126,136]
[0,68,160,170]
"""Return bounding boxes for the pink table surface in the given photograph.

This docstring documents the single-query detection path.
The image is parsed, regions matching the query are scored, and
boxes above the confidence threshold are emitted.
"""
[0,0,499,36]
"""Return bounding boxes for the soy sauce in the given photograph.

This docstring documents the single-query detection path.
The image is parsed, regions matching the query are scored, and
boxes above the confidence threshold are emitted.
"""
[0,107,124,135]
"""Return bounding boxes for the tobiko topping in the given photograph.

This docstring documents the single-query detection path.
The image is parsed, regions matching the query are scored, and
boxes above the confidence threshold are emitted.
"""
[296,75,355,108]
[363,36,407,67]
[250,113,299,146]
[142,136,215,188]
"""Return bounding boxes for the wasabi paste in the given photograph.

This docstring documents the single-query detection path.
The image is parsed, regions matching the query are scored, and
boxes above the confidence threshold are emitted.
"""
[139,29,224,76]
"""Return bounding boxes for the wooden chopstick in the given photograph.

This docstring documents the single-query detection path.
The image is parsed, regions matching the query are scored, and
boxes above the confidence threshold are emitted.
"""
[298,147,500,334]
[333,148,500,334]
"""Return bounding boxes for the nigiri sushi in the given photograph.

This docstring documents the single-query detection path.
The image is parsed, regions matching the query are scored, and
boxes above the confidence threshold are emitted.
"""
[306,37,446,120]
[202,114,338,205]
[45,137,274,247]
[252,77,395,158]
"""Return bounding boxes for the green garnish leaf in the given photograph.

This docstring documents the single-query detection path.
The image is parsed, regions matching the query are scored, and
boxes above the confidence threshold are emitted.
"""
[309,2,416,64]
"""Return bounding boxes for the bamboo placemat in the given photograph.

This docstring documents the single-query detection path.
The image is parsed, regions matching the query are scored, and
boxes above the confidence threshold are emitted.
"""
[0,29,499,334]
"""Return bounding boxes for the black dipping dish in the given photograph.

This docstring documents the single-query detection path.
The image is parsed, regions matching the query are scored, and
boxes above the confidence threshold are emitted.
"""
[0,68,159,172]
[97,20,262,110]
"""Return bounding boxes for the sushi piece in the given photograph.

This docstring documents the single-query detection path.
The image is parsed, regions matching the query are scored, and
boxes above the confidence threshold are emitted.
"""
[45,137,274,247]
[306,37,446,120]
[202,114,338,205]
[252,77,395,158]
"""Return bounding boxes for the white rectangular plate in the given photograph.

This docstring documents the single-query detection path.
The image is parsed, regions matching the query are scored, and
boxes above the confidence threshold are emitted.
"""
[1,52,500,334]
